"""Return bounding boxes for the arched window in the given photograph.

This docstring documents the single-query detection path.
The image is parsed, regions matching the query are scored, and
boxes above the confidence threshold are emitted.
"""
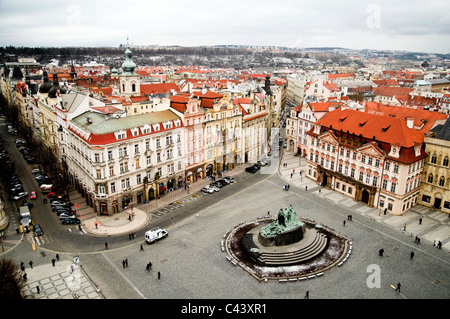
[443,156,449,167]
[427,173,433,183]
[132,83,136,92]
[439,176,445,187]
[122,84,125,92]
[431,154,437,164]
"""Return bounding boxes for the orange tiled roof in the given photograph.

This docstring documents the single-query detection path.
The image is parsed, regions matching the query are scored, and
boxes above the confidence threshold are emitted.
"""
[140,83,180,95]
[311,108,425,147]
[373,86,414,97]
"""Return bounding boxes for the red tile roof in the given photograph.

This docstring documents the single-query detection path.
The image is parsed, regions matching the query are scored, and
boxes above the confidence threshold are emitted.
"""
[373,86,414,97]
[310,109,425,147]
[140,83,180,95]
[308,109,428,163]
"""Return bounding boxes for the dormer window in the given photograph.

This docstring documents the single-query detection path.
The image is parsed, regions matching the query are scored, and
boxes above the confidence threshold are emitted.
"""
[115,130,127,140]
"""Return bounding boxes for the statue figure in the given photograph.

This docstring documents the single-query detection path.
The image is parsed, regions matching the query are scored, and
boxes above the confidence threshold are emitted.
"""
[260,205,303,238]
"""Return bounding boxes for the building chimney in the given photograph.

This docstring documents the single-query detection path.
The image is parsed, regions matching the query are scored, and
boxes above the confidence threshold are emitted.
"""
[406,117,414,129]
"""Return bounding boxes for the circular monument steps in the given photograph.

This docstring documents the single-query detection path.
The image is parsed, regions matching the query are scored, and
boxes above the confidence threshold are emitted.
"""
[243,225,328,266]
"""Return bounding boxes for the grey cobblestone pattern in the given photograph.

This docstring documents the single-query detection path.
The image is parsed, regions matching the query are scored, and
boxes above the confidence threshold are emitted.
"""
[22,261,103,299]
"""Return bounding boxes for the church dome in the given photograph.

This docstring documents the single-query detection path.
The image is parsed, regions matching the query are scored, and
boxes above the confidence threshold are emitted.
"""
[39,71,53,93]
[48,73,67,98]
[121,45,136,75]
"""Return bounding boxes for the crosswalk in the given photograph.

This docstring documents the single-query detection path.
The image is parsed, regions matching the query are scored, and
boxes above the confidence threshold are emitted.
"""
[149,191,207,219]
[25,225,88,247]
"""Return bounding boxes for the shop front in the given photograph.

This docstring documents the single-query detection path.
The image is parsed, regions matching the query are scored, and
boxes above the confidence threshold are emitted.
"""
[122,194,132,209]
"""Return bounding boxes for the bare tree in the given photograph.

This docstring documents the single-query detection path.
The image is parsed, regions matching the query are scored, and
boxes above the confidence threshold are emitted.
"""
[0,259,27,299]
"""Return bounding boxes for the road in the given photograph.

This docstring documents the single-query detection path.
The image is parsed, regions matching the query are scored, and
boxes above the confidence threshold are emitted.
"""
[1,116,449,305]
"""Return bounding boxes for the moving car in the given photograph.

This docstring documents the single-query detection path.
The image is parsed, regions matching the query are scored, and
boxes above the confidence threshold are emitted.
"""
[62,218,80,225]
[145,227,168,244]
[30,191,37,200]
[33,224,43,236]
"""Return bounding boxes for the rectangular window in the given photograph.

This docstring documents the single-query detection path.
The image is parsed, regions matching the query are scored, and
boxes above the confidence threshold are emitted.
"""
[372,176,378,187]
[391,182,396,193]
[110,182,116,193]
[382,179,388,190]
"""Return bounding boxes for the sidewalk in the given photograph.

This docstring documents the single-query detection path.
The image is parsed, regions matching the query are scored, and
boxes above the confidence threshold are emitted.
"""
[77,164,249,237]
[279,149,450,251]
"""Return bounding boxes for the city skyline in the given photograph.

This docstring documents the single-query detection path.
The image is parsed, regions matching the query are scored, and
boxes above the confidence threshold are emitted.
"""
[0,0,449,54]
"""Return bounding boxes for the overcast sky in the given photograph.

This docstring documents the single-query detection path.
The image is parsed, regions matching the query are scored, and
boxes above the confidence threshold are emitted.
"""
[0,0,449,54]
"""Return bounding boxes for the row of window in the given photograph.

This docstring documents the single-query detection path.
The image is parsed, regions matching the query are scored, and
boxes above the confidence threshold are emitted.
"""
[98,162,181,195]
[426,174,449,187]
[429,154,449,167]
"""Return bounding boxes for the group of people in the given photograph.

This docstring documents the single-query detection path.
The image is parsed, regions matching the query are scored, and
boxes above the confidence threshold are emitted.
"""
[282,184,290,191]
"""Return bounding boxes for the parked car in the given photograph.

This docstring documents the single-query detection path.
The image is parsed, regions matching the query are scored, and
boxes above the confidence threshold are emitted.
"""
[56,210,73,216]
[30,191,37,200]
[59,213,76,219]
[47,192,63,199]
[209,184,220,192]
[51,200,66,206]
[33,224,43,236]
[218,178,230,185]
[12,192,28,201]
[245,164,260,173]
[52,205,70,211]
[223,176,235,183]
[211,181,224,188]
[31,168,42,174]
[62,218,80,225]
[202,185,216,194]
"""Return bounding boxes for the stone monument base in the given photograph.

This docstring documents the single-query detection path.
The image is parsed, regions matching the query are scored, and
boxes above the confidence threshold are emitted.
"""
[242,223,328,266]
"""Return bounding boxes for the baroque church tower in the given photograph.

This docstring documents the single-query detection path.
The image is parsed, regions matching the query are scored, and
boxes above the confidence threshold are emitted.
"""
[119,38,140,97]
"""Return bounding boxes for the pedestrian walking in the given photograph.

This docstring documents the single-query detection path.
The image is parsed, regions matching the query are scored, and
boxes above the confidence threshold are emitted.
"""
[158,271,161,280]
[419,218,422,225]
[146,263,150,272]
[105,242,108,249]
[304,291,309,299]
[384,208,387,215]
[305,186,308,191]
[125,259,128,267]
[437,241,442,249]
[51,258,56,266]
[140,244,144,251]
[29,260,33,269]
[122,260,126,268]
[267,211,270,216]
[36,285,40,294]
[56,253,59,261]
[20,262,25,271]
[395,282,401,292]
[379,248,384,256]
[22,273,27,282]
[290,173,293,178]
[403,224,407,231]
[343,220,346,227]
[410,251,414,260]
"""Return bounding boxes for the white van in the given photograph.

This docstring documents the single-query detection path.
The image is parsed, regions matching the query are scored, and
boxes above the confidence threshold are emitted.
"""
[145,227,168,244]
